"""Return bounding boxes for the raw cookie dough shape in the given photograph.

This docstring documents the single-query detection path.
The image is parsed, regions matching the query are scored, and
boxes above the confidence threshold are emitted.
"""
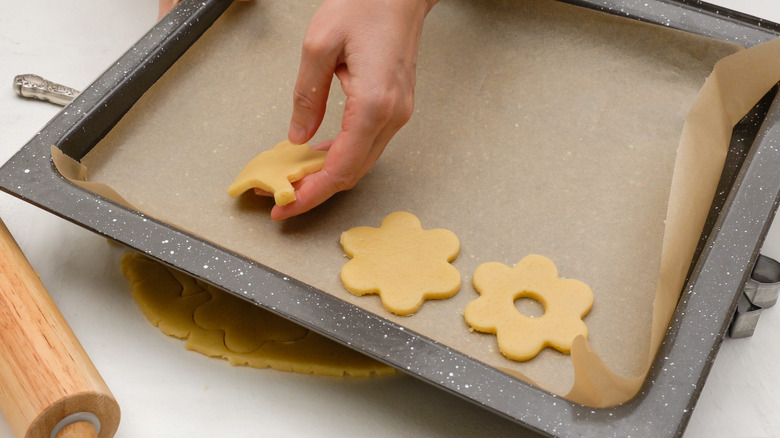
[340,211,461,316]
[463,254,594,362]
[227,140,327,206]
[122,253,395,377]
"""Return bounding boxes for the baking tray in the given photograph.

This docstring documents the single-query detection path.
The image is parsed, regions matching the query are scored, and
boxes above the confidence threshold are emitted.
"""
[2,0,780,436]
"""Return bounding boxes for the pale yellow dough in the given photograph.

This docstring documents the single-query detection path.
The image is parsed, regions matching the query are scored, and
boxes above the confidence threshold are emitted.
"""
[340,211,461,316]
[227,140,326,206]
[463,254,593,362]
[121,253,395,377]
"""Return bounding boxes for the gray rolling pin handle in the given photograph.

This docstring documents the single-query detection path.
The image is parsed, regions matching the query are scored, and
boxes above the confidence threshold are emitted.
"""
[13,74,79,106]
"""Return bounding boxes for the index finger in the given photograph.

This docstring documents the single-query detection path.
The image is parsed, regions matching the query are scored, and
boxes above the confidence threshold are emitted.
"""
[270,97,387,220]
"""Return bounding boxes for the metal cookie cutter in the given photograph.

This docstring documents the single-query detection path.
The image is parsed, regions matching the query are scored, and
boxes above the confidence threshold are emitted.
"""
[13,74,79,106]
[729,254,780,338]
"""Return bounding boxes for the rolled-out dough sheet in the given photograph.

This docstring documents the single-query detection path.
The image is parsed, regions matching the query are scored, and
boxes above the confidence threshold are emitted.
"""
[122,253,396,377]
[75,0,780,406]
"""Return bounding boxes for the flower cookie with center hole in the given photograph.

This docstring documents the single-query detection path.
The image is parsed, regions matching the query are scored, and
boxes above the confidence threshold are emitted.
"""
[340,211,461,316]
[227,140,327,206]
[463,254,593,361]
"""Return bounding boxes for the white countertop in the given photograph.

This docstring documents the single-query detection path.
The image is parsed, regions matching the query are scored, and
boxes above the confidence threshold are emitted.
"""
[1,1,779,437]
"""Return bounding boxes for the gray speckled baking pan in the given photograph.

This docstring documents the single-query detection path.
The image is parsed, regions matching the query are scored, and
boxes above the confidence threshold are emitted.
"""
[2,1,780,436]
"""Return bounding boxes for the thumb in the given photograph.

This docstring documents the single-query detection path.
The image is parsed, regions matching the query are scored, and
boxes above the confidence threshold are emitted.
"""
[288,40,337,145]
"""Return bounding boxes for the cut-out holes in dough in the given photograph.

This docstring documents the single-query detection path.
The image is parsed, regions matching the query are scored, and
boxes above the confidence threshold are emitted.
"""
[515,296,545,319]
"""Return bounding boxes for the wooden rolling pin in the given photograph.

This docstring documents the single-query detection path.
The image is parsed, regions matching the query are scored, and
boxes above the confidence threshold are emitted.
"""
[0,218,120,438]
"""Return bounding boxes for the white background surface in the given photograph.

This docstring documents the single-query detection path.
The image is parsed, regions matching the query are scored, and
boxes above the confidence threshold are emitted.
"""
[1,1,780,437]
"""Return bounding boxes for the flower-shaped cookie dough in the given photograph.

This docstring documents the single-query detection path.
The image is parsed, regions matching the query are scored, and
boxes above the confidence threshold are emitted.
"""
[228,140,327,206]
[340,211,461,316]
[463,254,593,361]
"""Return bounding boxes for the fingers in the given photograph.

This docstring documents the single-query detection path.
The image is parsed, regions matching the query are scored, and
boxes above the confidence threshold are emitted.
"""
[288,23,340,145]
[269,169,336,221]
[253,187,273,197]
[273,0,431,220]
[271,93,406,221]
[157,0,181,21]
[271,133,377,221]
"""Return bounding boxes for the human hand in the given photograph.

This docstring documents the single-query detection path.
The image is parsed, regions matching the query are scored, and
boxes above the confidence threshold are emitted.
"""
[158,0,179,20]
[270,0,437,220]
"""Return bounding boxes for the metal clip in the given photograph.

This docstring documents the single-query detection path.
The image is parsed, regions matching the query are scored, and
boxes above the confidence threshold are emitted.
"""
[13,74,79,106]
[729,254,780,338]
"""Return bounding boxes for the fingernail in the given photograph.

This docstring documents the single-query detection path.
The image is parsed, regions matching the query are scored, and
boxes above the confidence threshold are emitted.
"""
[288,123,307,145]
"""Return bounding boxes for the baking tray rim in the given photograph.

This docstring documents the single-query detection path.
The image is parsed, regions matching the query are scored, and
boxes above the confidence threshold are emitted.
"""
[2,0,780,436]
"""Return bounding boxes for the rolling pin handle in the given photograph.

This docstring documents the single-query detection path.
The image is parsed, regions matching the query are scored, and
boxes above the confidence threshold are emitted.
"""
[0,218,120,438]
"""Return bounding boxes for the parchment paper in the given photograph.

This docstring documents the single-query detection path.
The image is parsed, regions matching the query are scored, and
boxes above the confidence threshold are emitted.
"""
[69,0,780,406]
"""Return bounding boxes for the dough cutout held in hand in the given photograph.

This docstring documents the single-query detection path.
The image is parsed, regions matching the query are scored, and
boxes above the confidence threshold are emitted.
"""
[340,211,461,316]
[228,140,327,206]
